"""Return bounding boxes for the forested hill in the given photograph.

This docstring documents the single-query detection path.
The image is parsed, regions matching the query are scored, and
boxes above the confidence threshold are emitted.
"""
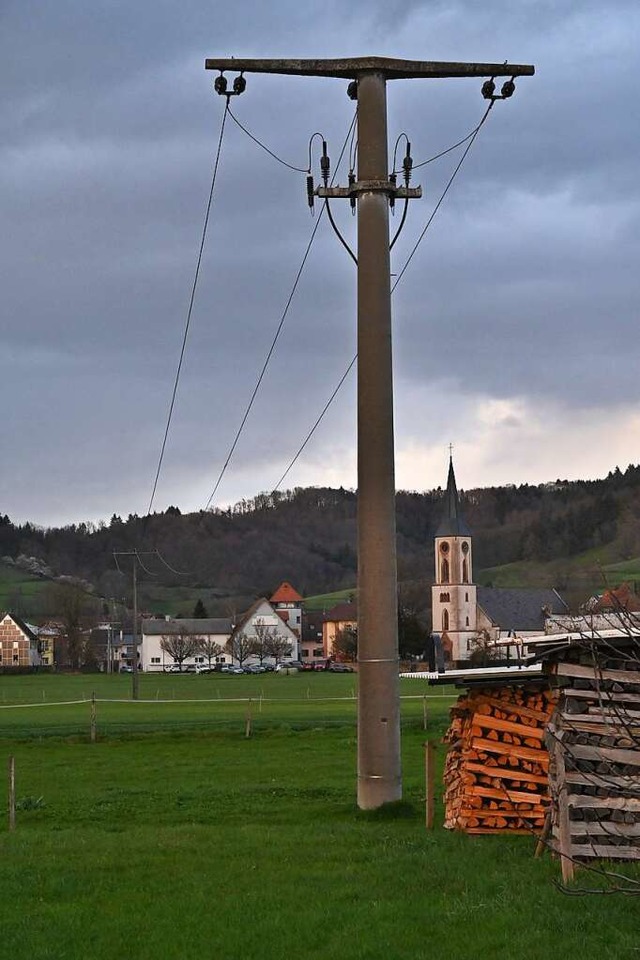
[2,464,640,605]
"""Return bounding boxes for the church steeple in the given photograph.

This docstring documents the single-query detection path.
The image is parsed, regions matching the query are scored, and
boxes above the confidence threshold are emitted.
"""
[431,455,477,665]
[436,456,471,538]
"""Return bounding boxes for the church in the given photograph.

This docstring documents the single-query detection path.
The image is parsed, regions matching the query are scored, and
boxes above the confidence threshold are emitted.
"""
[431,458,567,666]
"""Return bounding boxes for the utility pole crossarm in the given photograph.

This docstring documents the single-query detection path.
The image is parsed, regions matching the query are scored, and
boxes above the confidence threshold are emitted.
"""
[205,56,534,79]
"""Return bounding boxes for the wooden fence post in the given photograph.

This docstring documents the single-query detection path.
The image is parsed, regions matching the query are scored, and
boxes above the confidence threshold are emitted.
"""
[8,756,16,832]
[423,696,428,731]
[245,698,252,739]
[425,740,436,829]
[90,691,97,743]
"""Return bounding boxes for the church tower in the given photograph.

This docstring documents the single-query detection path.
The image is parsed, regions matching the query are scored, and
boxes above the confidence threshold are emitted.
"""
[431,457,477,664]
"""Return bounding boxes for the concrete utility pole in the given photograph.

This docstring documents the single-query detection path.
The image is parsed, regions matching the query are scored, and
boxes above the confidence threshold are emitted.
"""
[114,551,143,699]
[204,56,534,809]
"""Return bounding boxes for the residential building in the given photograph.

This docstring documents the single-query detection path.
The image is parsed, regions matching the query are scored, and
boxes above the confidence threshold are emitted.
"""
[0,613,41,668]
[300,609,326,663]
[141,618,232,672]
[322,601,357,660]
[229,598,299,665]
[270,581,303,638]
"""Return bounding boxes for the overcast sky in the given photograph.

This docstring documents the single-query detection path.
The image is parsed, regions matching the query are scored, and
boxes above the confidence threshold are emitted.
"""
[2,1,639,526]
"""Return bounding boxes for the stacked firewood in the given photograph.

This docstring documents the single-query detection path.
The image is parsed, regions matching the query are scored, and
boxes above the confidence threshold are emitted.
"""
[546,652,640,876]
[443,684,556,834]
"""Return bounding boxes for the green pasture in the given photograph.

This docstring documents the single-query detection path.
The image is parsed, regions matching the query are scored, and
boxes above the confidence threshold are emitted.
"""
[0,674,638,960]
[0,673,449,740]
[303,587,356,610]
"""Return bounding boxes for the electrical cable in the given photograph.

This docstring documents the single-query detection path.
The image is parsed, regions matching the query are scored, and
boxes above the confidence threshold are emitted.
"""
[134,550,158,578]
[391,100,493,291]
[203,109,358,511]
[273,102,495,489]
[227,104,308,173]
[324,200,357,264]
[152,549,191,577]
[412,105,492,169]
[146,101,230,516]
[272,354,357,492]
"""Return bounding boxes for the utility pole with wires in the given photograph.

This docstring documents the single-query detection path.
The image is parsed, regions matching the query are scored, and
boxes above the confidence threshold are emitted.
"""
[204,56,534,810]
[113,551,155,700]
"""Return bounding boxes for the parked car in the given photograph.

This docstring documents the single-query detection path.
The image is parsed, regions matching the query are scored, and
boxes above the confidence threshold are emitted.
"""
[328,663,355,673]
[120,665,133,673]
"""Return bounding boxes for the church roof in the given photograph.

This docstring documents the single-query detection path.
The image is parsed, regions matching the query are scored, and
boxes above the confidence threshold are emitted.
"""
[477,587,568,632]
[435,457,471,538]
[270,581,303,603]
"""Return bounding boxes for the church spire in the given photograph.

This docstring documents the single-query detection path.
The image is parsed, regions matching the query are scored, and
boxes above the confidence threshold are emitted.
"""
[436,456,471,537]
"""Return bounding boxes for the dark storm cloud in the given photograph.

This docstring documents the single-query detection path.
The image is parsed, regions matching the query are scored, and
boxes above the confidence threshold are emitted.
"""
[1,0,639,523]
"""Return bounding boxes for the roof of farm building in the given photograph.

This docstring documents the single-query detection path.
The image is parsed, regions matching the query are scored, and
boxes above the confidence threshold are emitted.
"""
[270,581,303,603]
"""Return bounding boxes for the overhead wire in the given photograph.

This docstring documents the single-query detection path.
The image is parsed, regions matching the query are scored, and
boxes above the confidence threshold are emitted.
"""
[227,104,309,173]
[412,105,493,169]
[273,101,495,490]
[273,354,357,492]
[203,109,358,511]
[146,100,230,516]
[391,100,493,291]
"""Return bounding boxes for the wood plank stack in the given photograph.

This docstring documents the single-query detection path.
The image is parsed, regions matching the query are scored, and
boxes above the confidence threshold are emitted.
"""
[546,651,640,877]
[443,684,556,834]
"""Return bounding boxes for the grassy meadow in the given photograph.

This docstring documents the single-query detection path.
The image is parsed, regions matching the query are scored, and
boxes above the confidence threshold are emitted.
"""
[0,673,638,960]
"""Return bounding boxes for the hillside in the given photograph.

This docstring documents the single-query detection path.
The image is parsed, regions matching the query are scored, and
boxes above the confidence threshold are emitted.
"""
[2,464,640,619]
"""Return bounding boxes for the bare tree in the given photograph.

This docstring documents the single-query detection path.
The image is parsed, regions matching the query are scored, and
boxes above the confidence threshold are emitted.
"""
[198,636,224,667]
[264,631,293,665]
[226,631,256,668]
[251,618,277,665]
[48,582,100,669]
[159,627,199,670]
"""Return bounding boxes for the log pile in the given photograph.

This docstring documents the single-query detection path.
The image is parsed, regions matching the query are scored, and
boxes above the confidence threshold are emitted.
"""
[443,684,556,834]
[546,651,640,878]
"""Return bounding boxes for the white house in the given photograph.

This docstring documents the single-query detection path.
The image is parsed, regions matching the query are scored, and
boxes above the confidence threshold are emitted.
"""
[141,617,233,672]
[228,598,300,666]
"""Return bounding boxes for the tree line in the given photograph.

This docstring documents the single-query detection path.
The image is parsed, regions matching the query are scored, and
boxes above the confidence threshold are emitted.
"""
[2,465,640,615]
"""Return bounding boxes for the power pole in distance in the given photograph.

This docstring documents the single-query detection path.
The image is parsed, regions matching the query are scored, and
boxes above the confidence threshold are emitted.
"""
[204,56,534,809]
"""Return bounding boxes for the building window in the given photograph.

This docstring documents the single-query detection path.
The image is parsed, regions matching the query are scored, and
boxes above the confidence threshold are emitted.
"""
[466,617,470,626]
[465,592,469,602]
[441,558,450,583]
[13,654,19,663]
[313,648,324,658]
[439,592,450,603]
[151,657,161,664]
[442,610,449,631]
[462,559,469,583]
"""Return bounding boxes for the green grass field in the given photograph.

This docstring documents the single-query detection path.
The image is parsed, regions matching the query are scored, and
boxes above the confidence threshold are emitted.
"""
[0,674,638,959]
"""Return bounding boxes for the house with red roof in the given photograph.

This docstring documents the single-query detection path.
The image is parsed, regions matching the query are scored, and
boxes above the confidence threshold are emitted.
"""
[270,581,303,639]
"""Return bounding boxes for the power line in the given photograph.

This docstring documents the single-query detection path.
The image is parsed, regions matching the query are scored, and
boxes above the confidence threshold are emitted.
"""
[391,100,494,290]
[273,102,495,488]
[272,354,357,492]
[146,101,230,516]
[226,104,308,173]
[203,109,358,511]
[412,106,492,169]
